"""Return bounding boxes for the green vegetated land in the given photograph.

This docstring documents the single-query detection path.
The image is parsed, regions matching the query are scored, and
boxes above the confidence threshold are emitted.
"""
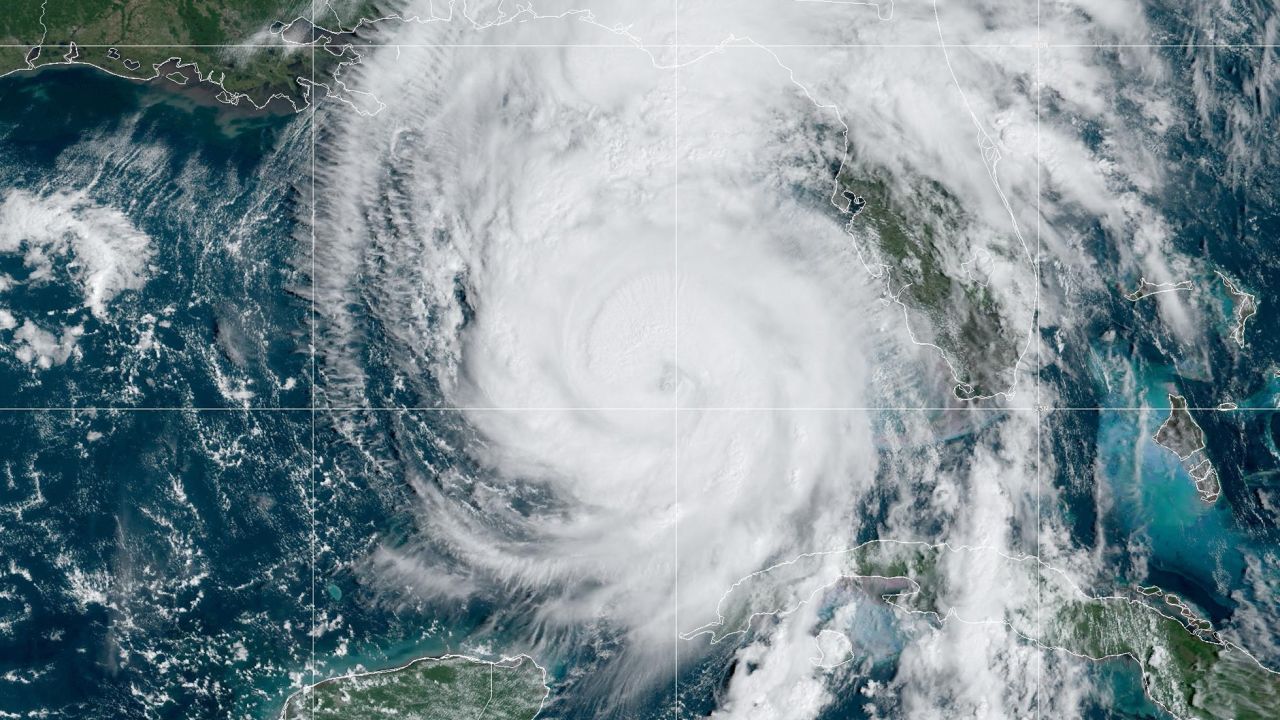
[874,544,1280,719]
[280,655,548,720]
[835,167,1022,399]
[1052,599,1280,719]
[714,541,1280,719]
[0,1,381,110]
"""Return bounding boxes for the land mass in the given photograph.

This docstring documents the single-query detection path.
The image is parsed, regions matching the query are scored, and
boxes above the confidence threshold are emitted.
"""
[1154,394,1206,460]
[1125,277,1194,301]
[1153,394,1221,502]
[1216,271,1258,348]
[687,541,1277,719]
[280,654,548,720]
[0,1,380,110]
[834,168,1024,400]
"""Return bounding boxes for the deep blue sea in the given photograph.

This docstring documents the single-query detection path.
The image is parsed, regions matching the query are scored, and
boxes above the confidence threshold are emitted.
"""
[0,65,314,718]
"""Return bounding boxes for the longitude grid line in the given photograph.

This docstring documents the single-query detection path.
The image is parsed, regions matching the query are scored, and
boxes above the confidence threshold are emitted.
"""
[308,4,317,718]
[673,4,680,715]
[1034,0,1043,715]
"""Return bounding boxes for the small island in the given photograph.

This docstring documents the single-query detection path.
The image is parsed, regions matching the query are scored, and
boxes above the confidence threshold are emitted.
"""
[1153,394,1206,461]
[1217,272,1258,347]
[1124,277,1194,301]
[1188,459,1223,504]
[1153,394,1221,503]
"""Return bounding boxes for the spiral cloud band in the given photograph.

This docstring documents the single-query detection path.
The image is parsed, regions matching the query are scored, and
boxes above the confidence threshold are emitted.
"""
[309,0,1244,716]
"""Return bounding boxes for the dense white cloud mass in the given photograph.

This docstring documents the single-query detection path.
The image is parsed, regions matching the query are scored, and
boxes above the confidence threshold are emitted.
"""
[310,1,1258,717]
[317,34,893,696]
[0,190,151,367]
[0,190,152,319]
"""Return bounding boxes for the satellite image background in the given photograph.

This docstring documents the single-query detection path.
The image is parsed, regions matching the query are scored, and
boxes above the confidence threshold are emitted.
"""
[1,1,1279,718]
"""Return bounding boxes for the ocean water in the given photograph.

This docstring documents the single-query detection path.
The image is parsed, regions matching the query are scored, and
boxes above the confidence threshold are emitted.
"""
[0,65,557,720]
[0,66,317,718]
[0,65,309,409]
[0,409,312,719]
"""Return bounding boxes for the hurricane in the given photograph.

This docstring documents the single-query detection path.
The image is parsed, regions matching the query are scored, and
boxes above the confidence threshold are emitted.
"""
[309,1,1134,716]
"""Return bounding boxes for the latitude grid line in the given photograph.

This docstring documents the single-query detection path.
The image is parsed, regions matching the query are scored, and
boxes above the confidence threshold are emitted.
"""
[5,43,1280,48]
[0,406,1268,411]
